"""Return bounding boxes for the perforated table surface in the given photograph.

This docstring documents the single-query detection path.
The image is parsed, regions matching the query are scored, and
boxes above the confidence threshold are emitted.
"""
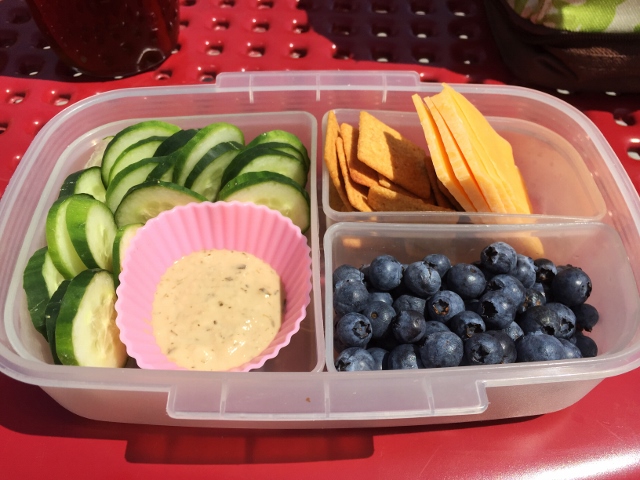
[2,0,640,478]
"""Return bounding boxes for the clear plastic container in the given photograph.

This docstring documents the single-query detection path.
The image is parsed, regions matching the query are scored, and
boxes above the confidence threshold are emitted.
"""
[2,71,640,428]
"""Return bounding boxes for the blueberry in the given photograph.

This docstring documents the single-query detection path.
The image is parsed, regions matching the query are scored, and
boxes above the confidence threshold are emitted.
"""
[419,331,464,368]
[445,263,487,300]
[485,274,526,307]
[393,294,427,315]
[359,264,370,282]
[464,333,504,365]
[478,290,518,329]
[424,290,465,324]
[546,302,577,339]
[517,286,547,314]
[571,303,599,332]
[368,328,400,352]
[333,264,364,286]
[367,291,394,306]
[423,253,452,279]
[502,321,524,342]
[449,310,485,340]
[335,347,376,371]
[573,332,598,357]
[423,320,452,337]
[367,347,390,370]
[534,258,557,286]
[403,262,441,298]
[368,254,404,291]
[508,254,537,289]
[335,312,372,348]
[485,330,517,363]
[465,298,482,314]
[516,334,566,362]
[388,344,424,369]
[480,242,517,274]
[360,300,396,339]
[392,310,427,344]
[550,266,592,307]
[517,304,561,336]
[333,279,369,316]
[558,338,583,359]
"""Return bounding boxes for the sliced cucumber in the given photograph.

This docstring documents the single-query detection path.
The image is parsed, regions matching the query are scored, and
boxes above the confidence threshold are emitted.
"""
[59,166,107,203]
[46,196,88,279]
[107,135,166,185]
[172,122,244,186]
[55,269,127,368]
[105,158,165,213]
[112,223,142,289]
[246,130,310,168]
[23,247,64,338]
[218,171,311,232]
[45,280,70,364]
[114,180,207,227]
[185,142,242,200]
[101,120,180,185]
[65,194,117,271]
[85,136,114,168]
[147,155,175,181]
[154,128,199,157]
[220,145,308,190]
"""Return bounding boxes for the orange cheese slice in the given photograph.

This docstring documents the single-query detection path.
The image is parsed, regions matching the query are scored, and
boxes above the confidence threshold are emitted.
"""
[411,94,476,212]
[430,91,509,214]
[442,84,532,214]
[426,96,492,212]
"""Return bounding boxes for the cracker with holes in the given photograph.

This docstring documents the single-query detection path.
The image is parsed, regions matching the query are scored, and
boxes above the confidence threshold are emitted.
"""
[324,110,353,211]
[357,111,432,199]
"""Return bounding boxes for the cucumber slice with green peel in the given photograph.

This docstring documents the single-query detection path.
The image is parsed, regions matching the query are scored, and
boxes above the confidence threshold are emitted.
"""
[172,122,245,186]
[46,196,89,279]
[184,141,242,188]
[86,136,114,168]
[112,223,142,289]
[105,158,166,213]
[248,141,309,168]
[59,166,107,203]
[45,280,70,363]
[23,247,65,338]
[218,171,311,232]
[55,269,127,368]
[107,136,167,185]
[154,128,199,157]
[220,146,308,190]
[114,180,207,227]
[65,194,117,271]
[190,149,242,201]
[101,120,180,185]
[146,155,175,181]
[246,130,310,167]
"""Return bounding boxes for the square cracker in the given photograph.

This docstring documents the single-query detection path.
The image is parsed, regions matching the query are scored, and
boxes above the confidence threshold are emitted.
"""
[367,184,453,212]
[357,111,431,199]
[337,136,372,212]
[340,123,378,188]
[324,111,353,211]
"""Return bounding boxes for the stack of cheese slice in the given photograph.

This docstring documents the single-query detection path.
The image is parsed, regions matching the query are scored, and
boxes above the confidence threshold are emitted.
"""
[412,84,532,215]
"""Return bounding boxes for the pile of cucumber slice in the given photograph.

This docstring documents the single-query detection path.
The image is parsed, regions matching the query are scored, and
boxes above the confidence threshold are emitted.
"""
[23,119,312,368]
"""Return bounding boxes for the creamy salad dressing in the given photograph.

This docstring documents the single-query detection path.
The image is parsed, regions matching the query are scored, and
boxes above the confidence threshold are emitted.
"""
[151,249,284,371]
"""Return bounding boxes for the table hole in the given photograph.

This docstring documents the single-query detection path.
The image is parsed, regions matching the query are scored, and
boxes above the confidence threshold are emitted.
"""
[413,46,437,65]
[373,49,392,62]
[333,48,352,60]
[213,20,229,31]
[172,43,182,54]
[248,46,265,57]
[614,109,636,127]
[447,0,476,17]
[628,145,640,161]
[220,0,235,6]
[334,2,353,13]
[8,92,26,104]
[296,0,314,10]
[257,0,273,9]
[290,48,307,59]
[155,70,172,81]
[182,0,196,5]
[252,22,270,33]
[411,0,434,15]
[206,44,224,56]
[605,91,618,97]
[332,24,351,36]
[372,2,392,14]
[0,123,8,135]
[180,19,190,30]
[373,26,391,37]
[17,58,43,77]
[53,94,71,106]
[9,8,31,24]
[32,36,51,50]
[293,22,310,34]
[556,88,571,95]
[0,30,18,48]
[199,70,217,82]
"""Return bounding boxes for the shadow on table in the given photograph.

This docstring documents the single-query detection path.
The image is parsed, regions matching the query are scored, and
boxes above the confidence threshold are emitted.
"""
[0,373,537,465]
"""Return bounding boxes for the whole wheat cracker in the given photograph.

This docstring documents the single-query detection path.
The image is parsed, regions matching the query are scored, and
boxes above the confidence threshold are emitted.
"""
[324,111,353,211]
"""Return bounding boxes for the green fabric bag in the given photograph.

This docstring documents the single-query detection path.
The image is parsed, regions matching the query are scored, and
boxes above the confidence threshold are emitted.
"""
[485,0,640,92]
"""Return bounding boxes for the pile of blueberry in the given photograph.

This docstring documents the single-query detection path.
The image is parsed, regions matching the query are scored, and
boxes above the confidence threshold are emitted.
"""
[332,241,599,371]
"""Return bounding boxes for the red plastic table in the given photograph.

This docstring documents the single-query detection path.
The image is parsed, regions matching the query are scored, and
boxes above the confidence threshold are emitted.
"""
[2,0,640,478]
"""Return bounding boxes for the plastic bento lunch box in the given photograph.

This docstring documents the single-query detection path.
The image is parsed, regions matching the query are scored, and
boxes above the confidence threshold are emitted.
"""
[2,70,640,428]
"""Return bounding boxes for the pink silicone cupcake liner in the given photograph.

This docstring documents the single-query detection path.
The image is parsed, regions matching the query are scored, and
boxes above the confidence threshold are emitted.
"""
[115,201,312,372]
